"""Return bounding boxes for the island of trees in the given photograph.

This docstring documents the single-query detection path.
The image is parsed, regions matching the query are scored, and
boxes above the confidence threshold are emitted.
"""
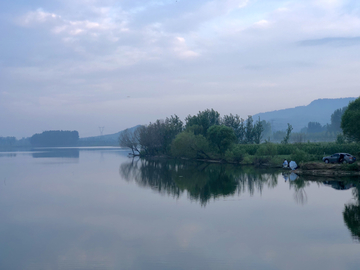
[119,97,360,166]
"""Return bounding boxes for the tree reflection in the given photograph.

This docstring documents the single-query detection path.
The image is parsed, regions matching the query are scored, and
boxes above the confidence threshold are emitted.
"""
[342,181,360,242]
[289,178,310,205]
[119,158,280,206]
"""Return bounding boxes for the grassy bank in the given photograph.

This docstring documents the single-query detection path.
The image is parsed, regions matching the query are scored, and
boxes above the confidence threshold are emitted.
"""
[222,142,360,166]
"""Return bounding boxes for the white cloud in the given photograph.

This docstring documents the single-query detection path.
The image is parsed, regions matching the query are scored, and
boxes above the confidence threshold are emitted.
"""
[20,9,61,25]
[2,0,360,137]
[173,37,199,58]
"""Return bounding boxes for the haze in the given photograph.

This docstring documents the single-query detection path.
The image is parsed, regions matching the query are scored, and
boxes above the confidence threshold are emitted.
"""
[1,0,360,138]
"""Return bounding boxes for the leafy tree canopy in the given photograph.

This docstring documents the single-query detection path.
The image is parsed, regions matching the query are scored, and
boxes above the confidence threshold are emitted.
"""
[185,109,220,136]
[207,125,237,154]
[341,97,360,142]
[329,106,347,133]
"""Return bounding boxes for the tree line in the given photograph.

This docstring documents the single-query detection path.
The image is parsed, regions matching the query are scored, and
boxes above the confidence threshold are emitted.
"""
[119,109,265,159]
[30,130,79,147]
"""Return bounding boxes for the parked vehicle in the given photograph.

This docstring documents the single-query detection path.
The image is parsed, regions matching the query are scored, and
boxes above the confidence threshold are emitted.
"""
[322,153,356,164]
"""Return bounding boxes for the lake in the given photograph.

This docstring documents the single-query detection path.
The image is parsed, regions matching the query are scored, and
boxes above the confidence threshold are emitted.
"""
[1,147,360,270]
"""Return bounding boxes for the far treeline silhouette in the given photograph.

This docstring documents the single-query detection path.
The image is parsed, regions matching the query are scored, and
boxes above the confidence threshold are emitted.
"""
[30,130,79,147]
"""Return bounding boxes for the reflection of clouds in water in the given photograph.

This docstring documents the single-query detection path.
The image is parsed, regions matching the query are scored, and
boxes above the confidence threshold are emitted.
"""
[176,224,202,249]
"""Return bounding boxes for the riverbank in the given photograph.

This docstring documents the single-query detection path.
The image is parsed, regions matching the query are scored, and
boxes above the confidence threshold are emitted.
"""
[294,162,360,177]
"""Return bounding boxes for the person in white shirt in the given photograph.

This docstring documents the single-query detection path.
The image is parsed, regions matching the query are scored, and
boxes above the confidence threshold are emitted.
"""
[283,159,288,168]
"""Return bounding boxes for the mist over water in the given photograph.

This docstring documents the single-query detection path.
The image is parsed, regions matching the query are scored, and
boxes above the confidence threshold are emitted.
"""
[1,148,360,270]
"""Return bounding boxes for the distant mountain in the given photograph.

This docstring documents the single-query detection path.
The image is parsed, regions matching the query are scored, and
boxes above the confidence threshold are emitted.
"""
[79,125,141,146]
[253,97,356,132]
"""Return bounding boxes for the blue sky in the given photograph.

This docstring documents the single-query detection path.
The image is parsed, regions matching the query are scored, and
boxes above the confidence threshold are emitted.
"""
[1,0,360,137]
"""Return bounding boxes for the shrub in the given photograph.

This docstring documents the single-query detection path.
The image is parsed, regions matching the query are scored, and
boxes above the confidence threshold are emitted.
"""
[255,143,278,156]
[225,145,245,163]
[253,156,271,166]
[291,149,310,163]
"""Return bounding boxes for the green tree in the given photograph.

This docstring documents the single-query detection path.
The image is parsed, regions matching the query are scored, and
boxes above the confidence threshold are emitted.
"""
[307,122,324,133]
[138,115,184,155]
[171,131,210,159]
[261,120,272,140]
[281,123,293,144]
[328,106,347,133]
[341,97,360,142]
[185,109,221,136]
[222,114,246,143]
[245,116,254,144]
[253,117,264,144]
[207,125,237,155]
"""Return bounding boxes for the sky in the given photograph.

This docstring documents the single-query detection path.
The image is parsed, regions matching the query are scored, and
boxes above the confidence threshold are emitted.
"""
[1,0,360,138]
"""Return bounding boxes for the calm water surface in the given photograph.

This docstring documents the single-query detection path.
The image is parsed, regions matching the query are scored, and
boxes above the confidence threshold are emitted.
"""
[1,148,360,270]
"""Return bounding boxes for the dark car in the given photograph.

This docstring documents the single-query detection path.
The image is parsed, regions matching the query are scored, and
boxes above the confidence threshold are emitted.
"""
[322,153,356,164]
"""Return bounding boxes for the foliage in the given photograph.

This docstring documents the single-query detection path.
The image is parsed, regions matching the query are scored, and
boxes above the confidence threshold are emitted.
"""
[261,120,272,141]
[185,109,220,136]
[291,133,306,143]
[307,122,324,133]
[341,97,360,142]
[342,163,360,172]
[255,143,278,157]
[171,131,210,159]
[0,137,16,146]
[273,130,286,142]
[224,145,245,163]
[245,116,254,144]
[252,156,271,166]
[119,128,141,155]
[336,134,346,144]
[207,125,237,154]
[329,106,347,133]
[253,117,265,144]
[138,115,183,155]
[30,130,79,147]
[291,149,311,163]
[221,114,245,143]
[281,123,293,144]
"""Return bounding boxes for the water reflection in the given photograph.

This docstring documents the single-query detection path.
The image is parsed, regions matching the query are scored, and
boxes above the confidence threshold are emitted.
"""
[0,153,17,158]
[120,158,279,206]
[32,149,79,159]
[342,181,360,242]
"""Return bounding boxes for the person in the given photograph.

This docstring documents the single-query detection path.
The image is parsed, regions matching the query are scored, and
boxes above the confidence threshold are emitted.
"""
[339,154,344,163]
[289,160,298,170]
[283,159,288,168]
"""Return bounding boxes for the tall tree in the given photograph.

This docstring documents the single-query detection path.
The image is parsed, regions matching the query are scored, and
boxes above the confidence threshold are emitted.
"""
[207,125,237,154]
[329,106,347,133]
[119,128,141,155]
[185,109,221,136]
[341,97,360,142]
[245,116,254,144]
[253,117,264,144]
[138,115,184,155]
[307,122,324,133]
[281,124,293,144]
[221,114,246,143]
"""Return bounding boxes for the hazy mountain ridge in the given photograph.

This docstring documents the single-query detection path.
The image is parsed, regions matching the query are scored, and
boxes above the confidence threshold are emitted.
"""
[79,125,141,146]
[79,98,356,143]
[253,97,356,132]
